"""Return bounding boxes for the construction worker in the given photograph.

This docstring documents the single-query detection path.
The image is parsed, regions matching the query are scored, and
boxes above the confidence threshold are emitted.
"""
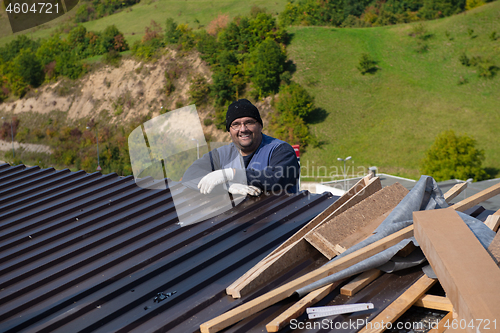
[182,99,300,196]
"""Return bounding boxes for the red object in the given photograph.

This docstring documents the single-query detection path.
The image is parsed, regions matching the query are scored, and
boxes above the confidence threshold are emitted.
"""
[292,145,300,158]
[97,165,102,171]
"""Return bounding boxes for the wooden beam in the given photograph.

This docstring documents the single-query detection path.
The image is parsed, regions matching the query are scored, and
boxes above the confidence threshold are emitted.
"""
[229,239,318,298]
[487,231,500,265]
[451,182,500,212]
[413,208,500,333]
[226,175,381,298]
[429,311,453,333]
[484,215,500,232]
[443,182,468,203]
[414,295,453,312]
[357,274,436,333]
[305,183,408,259]
[340,269,382,296]
[265,281,341,332]
[200,225,415,333]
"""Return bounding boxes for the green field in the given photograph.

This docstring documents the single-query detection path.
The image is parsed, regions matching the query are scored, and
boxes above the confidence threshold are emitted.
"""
[1,0,499,180]
[288,2,500,179]
[0,0,288,45]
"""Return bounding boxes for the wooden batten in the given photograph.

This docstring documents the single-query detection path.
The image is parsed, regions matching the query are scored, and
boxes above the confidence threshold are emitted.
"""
[200,226,415,333]
[340,269,382,296]
[358,274,436,333]
[443,182,468,203]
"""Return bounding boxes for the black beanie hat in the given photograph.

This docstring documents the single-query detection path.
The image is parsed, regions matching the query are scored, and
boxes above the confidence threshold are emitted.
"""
[226,99,263,132]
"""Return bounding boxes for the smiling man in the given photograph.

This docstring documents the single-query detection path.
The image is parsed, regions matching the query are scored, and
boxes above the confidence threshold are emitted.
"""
[182,99,300,196]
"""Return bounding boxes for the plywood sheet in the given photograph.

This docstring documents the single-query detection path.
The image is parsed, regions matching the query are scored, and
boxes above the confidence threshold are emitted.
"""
[305,183,408,259]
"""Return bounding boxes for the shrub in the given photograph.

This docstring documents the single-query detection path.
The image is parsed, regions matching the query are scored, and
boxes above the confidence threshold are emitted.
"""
[104,49,121,66]
[207,14,229,36]
[466,0,485,10]
[55,52,84,79]
[415,40,429,53]
[165,18,182,44]
[100,25,129,54]
[189,75,210,105]
[12,49,45,88]
[409,23,431,40]
[459,52,470,66]
[276,82,315,119]
[131,21,164,60]
[357,53,378,74]
[204,118,213,126]
[0,117,19,140]
[36,34,68,67]
[420,130,488,181]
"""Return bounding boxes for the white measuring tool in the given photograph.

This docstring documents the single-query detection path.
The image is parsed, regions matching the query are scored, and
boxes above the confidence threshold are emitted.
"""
[307,303,374,319]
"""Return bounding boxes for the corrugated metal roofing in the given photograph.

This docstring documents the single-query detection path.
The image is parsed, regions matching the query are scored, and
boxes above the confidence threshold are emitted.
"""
[0,163,336,333]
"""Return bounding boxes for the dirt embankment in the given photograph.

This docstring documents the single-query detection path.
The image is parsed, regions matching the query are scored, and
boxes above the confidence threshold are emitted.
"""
[0,48,275,149]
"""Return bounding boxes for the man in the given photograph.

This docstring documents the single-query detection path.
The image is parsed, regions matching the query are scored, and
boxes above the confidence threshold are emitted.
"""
[182,99,300,196]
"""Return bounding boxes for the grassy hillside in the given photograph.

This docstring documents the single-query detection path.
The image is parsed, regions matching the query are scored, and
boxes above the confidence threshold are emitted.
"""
[0,0,288,45]
[288,2,500,179]
[0,0,498,180]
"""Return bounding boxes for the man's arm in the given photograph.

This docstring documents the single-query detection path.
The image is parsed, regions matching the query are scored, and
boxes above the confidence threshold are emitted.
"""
[181,151,216,190]
[245,143,299,193]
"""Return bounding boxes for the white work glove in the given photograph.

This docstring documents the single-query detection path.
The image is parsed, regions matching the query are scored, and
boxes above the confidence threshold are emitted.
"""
[228,184,262,197]
[198,168,234,194]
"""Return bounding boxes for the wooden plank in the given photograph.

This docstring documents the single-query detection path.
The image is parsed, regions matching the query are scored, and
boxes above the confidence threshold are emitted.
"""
[451,182,500,212]
[229,239,318,298]
[414,295,453,312]
[340,269,382,296]
[487,231,500,265]
[200,225,415,333]
[305,183,408,259]
[484,215,500,232]
[226,175,381,298]
[358,275,436,333]
[444,182,468,203]
[429,311,453,333]
[265,281,342,332]
[413,208,500,333]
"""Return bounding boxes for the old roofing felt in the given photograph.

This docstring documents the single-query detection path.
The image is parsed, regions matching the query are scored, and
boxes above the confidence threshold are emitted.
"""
[0,163,336,333]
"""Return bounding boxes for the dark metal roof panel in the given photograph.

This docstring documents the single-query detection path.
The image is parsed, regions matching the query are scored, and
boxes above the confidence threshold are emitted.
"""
[0,163,336,333]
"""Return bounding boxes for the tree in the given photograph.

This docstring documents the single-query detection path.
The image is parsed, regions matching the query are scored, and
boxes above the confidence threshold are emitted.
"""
[420,130,488,181]
[12,49,44,88]
[250,39,285,96]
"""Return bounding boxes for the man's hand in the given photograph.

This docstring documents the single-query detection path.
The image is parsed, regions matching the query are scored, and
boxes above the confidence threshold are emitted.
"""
[228,184,262,197]
[198,169,234,194]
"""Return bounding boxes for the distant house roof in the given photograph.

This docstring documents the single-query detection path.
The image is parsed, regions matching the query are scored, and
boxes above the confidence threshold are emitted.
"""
[0,163,336,333]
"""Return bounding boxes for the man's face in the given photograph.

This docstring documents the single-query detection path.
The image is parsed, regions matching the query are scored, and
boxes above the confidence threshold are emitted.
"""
[229,116,263,156]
